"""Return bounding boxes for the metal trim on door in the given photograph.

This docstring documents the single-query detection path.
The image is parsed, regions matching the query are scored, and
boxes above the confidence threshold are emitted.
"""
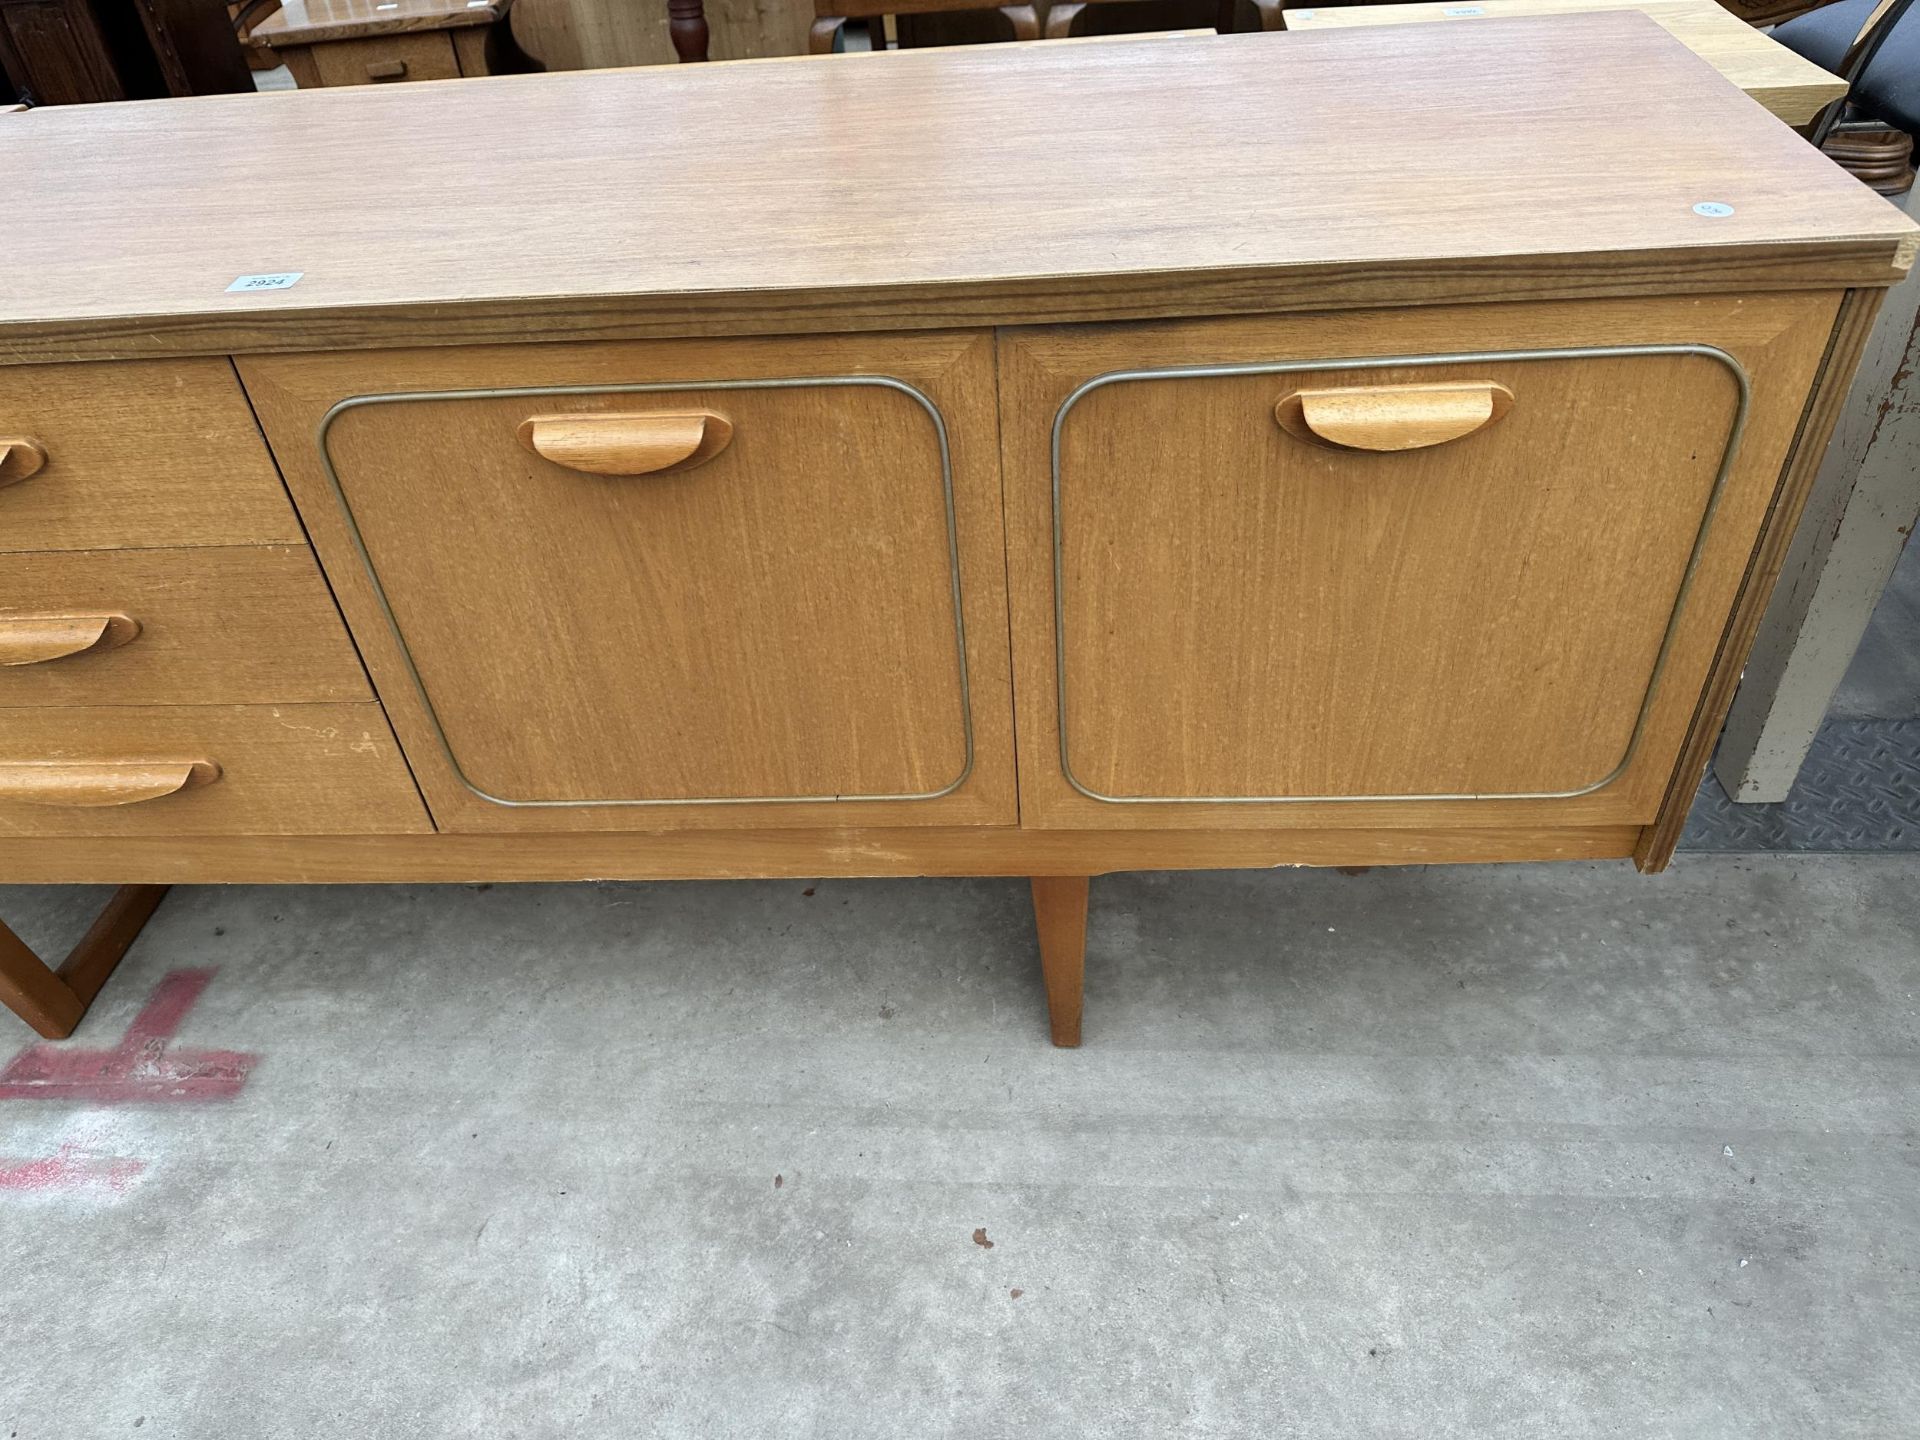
[1049,344,1751,805]
[316,376,975,809]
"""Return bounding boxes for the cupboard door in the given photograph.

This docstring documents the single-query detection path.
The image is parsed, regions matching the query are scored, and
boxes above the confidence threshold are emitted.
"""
[241,332,1015,832]
[1001,294,1842,829]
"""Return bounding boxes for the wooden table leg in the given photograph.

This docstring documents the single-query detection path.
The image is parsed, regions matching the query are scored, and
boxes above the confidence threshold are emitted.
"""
[668,0,709,61]
[0,886,169,1040]
[1029,874,1088,1048]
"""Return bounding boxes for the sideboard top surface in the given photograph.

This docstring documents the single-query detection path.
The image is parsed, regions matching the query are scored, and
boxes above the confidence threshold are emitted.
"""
[2,13,1913,360]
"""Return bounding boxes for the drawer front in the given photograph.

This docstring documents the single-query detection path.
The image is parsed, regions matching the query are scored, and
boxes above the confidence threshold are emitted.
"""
[0,547,371,706]
[0,703,430,836]
[0,359,302,552]
[238,332,1016,832]
[1001,293,1843,829]
[310,32,459,86]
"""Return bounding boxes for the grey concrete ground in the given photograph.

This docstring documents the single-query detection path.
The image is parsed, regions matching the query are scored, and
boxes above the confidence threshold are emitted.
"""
[1,859,1916,1438]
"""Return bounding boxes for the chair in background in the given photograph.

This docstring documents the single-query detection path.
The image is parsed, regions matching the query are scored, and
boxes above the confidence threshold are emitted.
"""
[1774,0,1920,190]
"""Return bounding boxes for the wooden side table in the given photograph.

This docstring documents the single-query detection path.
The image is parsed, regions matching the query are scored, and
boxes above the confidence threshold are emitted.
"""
[250,0,539,86]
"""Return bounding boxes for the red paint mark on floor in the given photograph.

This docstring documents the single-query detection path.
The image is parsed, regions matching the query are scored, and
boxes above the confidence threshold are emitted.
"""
[0,968,258,1103]
[0,1143,146,1194]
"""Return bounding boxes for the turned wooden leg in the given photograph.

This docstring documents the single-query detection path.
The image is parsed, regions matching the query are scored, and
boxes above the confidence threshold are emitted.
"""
[667,0,709,62]
[0,886,168,1040]
[1029,875,1088,1048]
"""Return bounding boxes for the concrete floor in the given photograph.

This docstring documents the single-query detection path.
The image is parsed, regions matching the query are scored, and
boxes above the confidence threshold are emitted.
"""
[1,859,1916,1438]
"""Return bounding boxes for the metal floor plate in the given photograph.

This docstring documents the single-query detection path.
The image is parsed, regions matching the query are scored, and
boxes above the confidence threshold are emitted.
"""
[1683,718,1920,851]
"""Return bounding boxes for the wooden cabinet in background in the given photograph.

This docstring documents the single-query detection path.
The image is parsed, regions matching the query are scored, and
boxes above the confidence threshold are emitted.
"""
[0,0,249,103]
[0,0,143,103]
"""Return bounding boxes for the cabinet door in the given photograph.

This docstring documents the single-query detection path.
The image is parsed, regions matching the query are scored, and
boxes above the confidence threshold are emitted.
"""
[241,332,1014,832]
[1001,294,1841,829]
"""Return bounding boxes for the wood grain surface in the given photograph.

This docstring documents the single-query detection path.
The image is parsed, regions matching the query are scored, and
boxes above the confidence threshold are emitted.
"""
[1283,0,1848,124]
[0,822,1643,882]
[1030,875,1088,1046]
[0,16,1910,363]
[1001,291,1840,830]
[0,703,430,836]
[0,547,371,706]
[0,359,300,548]
[241,329,1018,832]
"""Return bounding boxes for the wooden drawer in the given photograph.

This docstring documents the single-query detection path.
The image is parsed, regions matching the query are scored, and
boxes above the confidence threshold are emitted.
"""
[0,359,301,552]
[309,32,460,87]
[0,546,371,706]
[1002,292,1843,830]
[0,703,429,836]
[239,331,1017,832]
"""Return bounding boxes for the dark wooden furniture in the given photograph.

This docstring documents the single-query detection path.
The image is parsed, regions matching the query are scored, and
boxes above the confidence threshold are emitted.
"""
[0,0,249,104]
[811,0,1039,52]
[810,0,1224,52]
[1717,0,1824,24]
[1042,0,1231,39]
[0,0,161,103]
[669,0,707,57]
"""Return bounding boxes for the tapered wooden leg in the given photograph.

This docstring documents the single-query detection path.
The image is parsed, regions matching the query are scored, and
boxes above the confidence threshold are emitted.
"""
[0,920,82,1039]
[1029,875,1088,1048]
[0,886,168,1040]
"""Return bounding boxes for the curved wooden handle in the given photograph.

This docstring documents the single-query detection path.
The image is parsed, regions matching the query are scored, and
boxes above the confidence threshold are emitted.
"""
[366,59,409,80]
[0,614,139,666]
[1276,382,1513,452]
[0,760,220,808]
[0,437,48,488]
[516,411,734,476]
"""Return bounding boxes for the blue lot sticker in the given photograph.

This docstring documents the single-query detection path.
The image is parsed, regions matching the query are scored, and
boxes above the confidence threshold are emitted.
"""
[1692,202,1736,218]
[225,272,305,294]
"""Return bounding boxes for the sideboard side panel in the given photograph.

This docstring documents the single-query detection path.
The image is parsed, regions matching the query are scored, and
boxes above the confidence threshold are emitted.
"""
[1633,286,1887,872]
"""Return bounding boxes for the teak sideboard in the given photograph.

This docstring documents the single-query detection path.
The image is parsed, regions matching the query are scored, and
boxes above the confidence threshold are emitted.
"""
[1,15,1915,1044]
